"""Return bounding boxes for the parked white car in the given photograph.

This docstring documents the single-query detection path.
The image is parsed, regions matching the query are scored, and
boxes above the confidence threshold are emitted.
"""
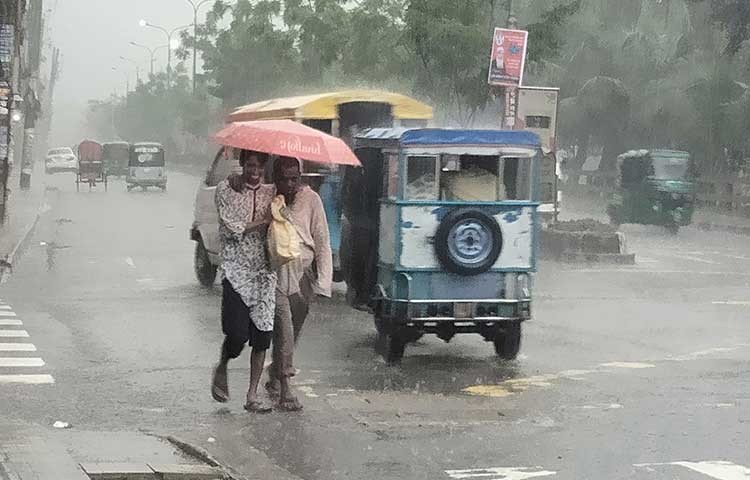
[190,147,241,286]
[45,147,78,174]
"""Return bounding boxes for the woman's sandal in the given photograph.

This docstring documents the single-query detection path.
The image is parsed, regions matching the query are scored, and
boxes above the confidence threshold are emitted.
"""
[244,400,273,414]
[211,365,229,403]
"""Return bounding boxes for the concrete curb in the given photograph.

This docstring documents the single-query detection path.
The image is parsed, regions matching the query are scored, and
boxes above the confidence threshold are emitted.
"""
[2,186,56,278]
[143,433,241,480]
[540,227,636,264]
[696,221,750,236]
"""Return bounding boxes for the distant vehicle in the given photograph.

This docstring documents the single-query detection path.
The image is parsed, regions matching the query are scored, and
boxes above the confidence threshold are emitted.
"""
[102,141,130,176]
[127,142,167,192]
[45,147,78,174]
[76,140,108,192]
[607,149,695,234]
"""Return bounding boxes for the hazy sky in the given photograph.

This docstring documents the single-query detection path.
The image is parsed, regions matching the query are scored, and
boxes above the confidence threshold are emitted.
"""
[48,0,208,145]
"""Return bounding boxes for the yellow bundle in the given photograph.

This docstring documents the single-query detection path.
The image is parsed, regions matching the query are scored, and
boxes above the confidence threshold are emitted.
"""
[268,195,301,268]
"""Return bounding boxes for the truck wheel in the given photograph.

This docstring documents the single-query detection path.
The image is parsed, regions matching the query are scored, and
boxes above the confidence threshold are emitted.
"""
[434,208,503,276]
[194,240,217,287]
[493,321,522,360]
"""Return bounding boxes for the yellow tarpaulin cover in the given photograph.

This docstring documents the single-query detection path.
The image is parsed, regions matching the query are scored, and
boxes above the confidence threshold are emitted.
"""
[227,90,433,123]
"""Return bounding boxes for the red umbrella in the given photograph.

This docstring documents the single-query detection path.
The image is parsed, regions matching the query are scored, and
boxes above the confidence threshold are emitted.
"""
[211,119,361,166]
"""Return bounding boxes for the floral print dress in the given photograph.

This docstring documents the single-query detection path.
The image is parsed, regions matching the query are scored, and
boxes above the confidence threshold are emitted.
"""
[215,180,277,332]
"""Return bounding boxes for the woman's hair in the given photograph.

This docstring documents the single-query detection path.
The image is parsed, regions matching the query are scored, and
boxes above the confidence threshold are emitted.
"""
[272,156,301,181]
[239,149,269,166]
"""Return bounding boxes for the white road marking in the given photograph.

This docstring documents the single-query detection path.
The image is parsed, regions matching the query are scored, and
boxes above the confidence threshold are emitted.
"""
[446,467,556,480]
[465,344,750,398]
[579,403,623,410]
[600,362,655,369]
[0,305,12,310]
[0,374,54,384]
[125,257,136,268]
[668,345,749,362]
[0,343,36,351]
[635,461,750,480]
[0,311,17,317]
[566,269,750,276]
[671,254,720,265]
[0,319,22,326]
[712,301,750,306]
[0,357,45,367]
[0,330,29,338]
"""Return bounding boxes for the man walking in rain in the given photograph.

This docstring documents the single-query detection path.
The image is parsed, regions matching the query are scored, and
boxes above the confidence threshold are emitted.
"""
[267,156,332,411]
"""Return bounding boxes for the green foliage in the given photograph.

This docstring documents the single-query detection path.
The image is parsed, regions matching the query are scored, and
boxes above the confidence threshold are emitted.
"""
[97,0,750,174]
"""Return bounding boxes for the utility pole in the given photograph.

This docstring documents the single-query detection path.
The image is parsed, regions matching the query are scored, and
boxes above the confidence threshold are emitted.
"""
[20,0,44,191]
[0,0,20,224]
[503,0,519,129]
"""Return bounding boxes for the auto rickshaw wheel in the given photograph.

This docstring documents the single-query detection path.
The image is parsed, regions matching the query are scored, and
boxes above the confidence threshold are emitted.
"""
[493,321,522,360]
[194,240,217,287]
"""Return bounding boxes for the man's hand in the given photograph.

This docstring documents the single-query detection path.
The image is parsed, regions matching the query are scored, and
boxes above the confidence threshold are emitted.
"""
[227,173,244,193]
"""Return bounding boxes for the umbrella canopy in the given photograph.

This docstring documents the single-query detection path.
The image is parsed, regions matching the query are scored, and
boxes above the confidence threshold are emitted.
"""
[211,119,361,167]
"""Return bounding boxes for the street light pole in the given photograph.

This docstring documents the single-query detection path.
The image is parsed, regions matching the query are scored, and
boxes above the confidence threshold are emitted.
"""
[139,20,192,89]
[112,67,129,105]
[186,0,212,94]
[129,42,169,78]
[119,56,141,85]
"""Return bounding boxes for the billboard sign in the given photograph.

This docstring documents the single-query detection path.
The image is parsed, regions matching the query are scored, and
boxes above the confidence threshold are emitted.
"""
[488,28,529,88]
[516,86,559,151]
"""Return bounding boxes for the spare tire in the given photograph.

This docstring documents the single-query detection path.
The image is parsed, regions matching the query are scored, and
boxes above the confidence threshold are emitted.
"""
[434,208,503,276]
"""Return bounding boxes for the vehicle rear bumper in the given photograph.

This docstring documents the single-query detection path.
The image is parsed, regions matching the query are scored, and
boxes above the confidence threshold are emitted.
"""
[127,178,167,186]
[46,166,78,173]
[379,298,531,324]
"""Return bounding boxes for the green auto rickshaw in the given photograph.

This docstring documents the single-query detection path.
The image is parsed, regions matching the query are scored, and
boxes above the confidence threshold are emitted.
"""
[607,149,695,233]
[102,141,130,177]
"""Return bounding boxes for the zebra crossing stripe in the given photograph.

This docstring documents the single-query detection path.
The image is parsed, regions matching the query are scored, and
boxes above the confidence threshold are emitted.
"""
[0,319,22,326]
[0,311,17,317]
[0,343,36,351]
[0,357,45,367]
[0,305,12,310]
[0,330,29,338]
[0,374,54,384]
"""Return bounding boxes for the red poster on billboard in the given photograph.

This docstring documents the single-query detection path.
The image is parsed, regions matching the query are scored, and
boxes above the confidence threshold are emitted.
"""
[488,28,529,87]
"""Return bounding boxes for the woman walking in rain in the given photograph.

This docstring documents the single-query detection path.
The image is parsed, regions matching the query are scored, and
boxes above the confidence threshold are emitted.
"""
[211,150,277,413]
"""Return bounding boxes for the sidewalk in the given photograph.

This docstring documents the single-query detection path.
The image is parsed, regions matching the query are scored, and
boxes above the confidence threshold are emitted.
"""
[0,163,50,272]
[0,421,225,480]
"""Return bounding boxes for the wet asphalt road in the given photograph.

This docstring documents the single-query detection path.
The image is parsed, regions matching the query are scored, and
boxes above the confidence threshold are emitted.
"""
[1,171,749,480]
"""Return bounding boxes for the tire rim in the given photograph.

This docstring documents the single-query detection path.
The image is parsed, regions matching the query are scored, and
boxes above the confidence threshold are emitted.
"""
[447,219,494,266]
